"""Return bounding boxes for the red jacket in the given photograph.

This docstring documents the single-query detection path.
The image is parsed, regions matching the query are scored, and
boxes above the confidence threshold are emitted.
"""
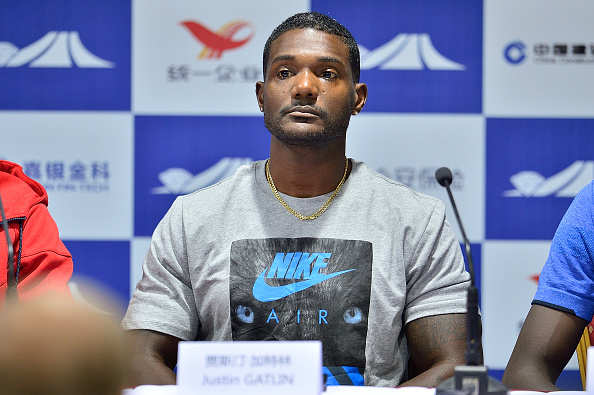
[0,160,73,302]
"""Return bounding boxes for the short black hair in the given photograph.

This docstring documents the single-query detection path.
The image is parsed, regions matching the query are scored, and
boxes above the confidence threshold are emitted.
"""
[262,12,361,83]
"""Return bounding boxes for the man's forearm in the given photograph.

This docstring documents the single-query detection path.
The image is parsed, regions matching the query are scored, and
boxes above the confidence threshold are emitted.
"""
[123,329,180,387]
[502,364,559,391]
[403,313,469,388]
[126,355,176,387]
[399,361,456,388]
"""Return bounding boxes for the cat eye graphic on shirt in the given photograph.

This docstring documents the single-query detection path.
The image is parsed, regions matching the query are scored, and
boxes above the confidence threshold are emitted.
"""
[343,307,363,324]
[234,305,255,323]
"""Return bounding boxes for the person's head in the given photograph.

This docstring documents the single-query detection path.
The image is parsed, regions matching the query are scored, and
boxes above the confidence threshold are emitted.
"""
[262,12,361,84]
[257,12,367,148]
[0,295,127,395]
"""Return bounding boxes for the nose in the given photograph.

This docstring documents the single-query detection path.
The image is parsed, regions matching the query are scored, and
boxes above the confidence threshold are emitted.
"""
[292,70,319,101]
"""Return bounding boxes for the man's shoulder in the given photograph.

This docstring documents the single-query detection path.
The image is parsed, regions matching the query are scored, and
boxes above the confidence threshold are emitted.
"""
[575,180,594,207]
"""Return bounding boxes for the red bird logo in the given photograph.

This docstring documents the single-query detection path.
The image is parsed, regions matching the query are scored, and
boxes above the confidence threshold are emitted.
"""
[180,20,255,59]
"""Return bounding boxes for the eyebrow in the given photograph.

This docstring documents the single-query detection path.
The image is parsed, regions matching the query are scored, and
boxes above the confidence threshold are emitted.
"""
[270,54,346,68]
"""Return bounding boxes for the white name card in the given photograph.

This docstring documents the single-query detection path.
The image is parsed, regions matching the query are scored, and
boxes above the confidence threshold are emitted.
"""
[177,340,323,395]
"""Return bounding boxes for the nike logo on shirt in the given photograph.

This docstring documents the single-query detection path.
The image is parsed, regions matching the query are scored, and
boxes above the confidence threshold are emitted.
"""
[252,252,355,302]
[252,269,354,302]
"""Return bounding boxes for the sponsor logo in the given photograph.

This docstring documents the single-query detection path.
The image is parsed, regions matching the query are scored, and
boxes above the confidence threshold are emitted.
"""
[503,161,593,197]
[374,166,464,191]
[503,40,594,66]
[180,20,255,60]
[19,159,111,193]
[0,31,114,68]
[167,19,259,83]
[151,157,252,195]
[252,252,355,302]
[504,42,526,65]
[360,34,465,70]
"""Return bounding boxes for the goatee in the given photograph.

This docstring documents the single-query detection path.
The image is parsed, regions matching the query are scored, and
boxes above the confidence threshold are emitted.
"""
[264,105,352,148]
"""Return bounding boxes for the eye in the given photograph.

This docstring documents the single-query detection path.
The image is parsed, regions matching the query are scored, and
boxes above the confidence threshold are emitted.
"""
[343,307,363,324]
[235,305,255,323]
[277,69,291,79]
[321,70,337,80]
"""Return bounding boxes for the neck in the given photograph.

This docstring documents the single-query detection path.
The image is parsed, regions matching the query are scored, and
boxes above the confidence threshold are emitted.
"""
[267,139,351,198]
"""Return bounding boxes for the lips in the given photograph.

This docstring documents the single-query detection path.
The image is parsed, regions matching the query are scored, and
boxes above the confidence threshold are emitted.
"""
[286,106,320,118]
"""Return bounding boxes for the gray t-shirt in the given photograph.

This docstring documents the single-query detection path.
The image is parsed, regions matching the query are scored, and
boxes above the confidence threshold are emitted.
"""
[122,159,469,387]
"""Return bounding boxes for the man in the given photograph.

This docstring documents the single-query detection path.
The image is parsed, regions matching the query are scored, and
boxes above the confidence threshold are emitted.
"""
[503,180,594,391]
[0,160,73,303]
[122,12,472,387]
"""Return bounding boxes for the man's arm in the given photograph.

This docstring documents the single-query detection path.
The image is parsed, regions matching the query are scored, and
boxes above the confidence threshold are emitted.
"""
[400,313,470,387]
[502,304,587,391]
[124,329,181,387]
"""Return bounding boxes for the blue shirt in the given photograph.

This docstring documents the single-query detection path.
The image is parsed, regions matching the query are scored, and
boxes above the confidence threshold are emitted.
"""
[534,181,594,322]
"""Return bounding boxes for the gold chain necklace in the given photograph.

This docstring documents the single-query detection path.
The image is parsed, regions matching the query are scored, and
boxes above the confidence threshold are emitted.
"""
[265,157,349,221]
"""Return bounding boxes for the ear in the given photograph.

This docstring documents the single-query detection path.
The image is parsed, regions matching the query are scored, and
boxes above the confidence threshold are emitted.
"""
[352,83,368,115]
[255,81,265,112]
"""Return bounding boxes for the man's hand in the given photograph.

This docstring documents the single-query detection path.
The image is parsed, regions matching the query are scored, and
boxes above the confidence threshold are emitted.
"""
[124,329,180,387]
[401,313,471,387]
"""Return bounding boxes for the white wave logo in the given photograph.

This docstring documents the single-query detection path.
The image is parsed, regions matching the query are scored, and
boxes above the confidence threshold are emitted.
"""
[359,33,465,71]
[503,161,594,197]
[151,157,252,195]
[0,31,114,68]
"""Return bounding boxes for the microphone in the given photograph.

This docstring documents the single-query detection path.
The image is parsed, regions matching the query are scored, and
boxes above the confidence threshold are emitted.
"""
[434,167,507,395]
[0,190,17,301]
